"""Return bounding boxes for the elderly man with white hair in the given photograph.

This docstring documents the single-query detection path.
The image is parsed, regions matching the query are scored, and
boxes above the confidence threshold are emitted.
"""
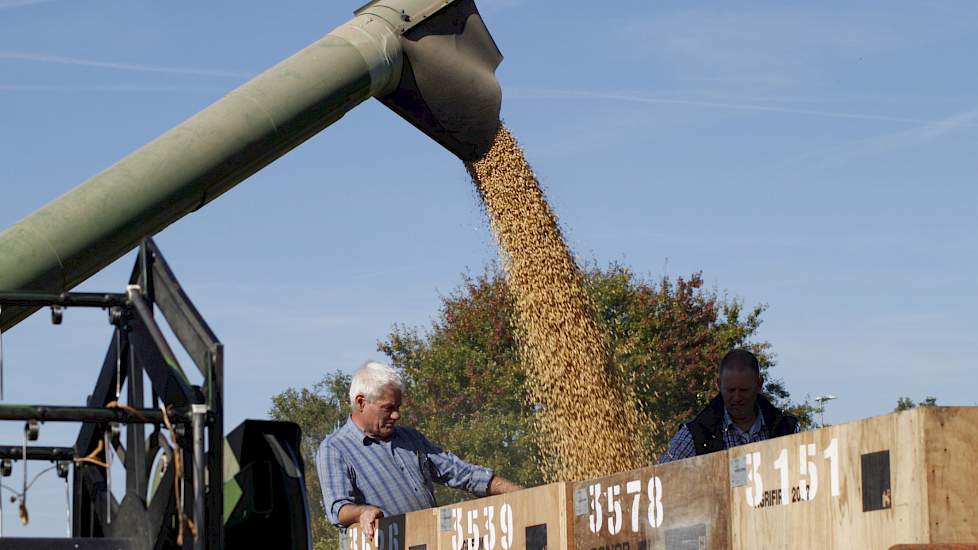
[316,361,523,541]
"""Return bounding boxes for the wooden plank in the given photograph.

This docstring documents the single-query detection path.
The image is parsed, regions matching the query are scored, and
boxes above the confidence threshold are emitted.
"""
[728,408,933,549]
[922,407,978,543]
[429,483,571,550]
[572,452,730,550]
[346,483,572,550]
[346,507,438,550]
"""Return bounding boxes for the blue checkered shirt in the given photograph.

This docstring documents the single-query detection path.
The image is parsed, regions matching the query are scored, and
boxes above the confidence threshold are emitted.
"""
[659,407,785,463]
[316,418,494,526]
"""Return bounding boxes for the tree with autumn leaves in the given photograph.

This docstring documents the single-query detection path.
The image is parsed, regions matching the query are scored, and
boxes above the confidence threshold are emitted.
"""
[270,264,813,549]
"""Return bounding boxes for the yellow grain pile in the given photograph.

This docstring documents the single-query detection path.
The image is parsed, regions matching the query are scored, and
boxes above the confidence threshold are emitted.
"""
[466,125,646,482]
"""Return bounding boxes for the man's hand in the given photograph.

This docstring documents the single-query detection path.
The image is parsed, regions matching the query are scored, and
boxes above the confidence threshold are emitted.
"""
[487,475,524,495]
[358,506,384,541]
[338,504,385,541]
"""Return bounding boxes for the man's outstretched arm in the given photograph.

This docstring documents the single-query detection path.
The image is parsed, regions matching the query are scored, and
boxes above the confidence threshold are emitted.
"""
[338,504,384,541]
[487,475,523,495]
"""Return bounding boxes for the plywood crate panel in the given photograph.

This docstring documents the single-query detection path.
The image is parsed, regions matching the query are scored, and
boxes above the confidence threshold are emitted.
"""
[572,452,731,550]
[728,406,978,549]
[428,482,572,550]
[346,507,437,550]
[920,407,978,542]
[345,483,571,550]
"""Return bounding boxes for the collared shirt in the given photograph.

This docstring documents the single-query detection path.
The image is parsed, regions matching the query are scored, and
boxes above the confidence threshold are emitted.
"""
[659,406,775,463]
[316,418,494,526]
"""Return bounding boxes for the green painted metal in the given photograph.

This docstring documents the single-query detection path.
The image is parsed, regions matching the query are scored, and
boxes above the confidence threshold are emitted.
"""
[0,6,405,331]
[0,0,502,333]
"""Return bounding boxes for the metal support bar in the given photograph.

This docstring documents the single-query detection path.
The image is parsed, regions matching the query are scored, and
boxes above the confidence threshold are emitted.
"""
[125,336,147,501]
[0,292,129,308]
[145,239,217,378]
[0,404,190,424]
[138,242,154,307]
[104,430,111,525]
[191,404,207,550]
[64,475,71,537]
[205,346,224,550]
[129,317,194,408]
[127,287,190,385]
[0,445,74,460]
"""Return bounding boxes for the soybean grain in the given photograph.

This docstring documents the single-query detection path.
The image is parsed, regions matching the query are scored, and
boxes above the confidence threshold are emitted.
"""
[466,126,646,482]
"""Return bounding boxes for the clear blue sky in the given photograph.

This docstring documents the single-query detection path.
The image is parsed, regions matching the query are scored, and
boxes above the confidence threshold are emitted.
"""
[1,0,976,536]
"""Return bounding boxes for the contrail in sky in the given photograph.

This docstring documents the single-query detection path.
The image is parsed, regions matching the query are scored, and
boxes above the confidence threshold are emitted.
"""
[0,0,56,9]
[735,104,978,176]
[0,52,252,79]
[0,83,224,93]
[511,87,978,129]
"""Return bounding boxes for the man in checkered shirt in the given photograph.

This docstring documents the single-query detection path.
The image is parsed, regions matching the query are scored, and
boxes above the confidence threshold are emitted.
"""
[316,362,523,542]
[659,349,800,463]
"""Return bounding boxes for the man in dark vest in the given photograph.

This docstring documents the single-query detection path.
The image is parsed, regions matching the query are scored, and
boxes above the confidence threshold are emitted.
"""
[659,348,799,463]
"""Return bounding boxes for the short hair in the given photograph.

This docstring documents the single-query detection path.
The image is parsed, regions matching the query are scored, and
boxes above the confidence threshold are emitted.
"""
[349,361,404,405]
[719,349,761,375]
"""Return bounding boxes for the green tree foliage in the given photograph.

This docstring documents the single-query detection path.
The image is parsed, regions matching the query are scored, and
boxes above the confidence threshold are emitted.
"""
[895,396,938,411]
[784,397,819,429]
[270,264,812,548]
[379,268,540,503]
[583,265,814,449]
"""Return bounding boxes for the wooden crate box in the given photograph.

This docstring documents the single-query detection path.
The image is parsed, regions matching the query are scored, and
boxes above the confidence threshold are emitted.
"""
[572,452,731,550]
[347,482,572,550]
[345,406,978,550]
[727,406,978,549]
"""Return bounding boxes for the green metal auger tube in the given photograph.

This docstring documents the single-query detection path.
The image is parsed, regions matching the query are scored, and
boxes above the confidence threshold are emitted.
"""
[0,0,502,332]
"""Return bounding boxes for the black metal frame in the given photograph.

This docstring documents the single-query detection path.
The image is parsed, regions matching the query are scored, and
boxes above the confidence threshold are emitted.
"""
[0,239,223,550]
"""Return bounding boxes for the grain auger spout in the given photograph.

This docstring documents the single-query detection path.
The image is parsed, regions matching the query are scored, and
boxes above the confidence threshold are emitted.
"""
[0,0,502,332]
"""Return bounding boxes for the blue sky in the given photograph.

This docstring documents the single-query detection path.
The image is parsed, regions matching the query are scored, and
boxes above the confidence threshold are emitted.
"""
[1,0,977,536]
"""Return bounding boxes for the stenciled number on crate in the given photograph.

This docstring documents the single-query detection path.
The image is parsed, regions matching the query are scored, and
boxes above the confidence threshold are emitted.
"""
[350,522,400,550]
[823,438,839,497]
[773,448,790,505]
[588,483,603,533]
[797,443,818,501]
[646,476,663,528]
[451,503,513,550]
[744,437,841,509]
[587,476,663,536]
[745,451,764,507]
